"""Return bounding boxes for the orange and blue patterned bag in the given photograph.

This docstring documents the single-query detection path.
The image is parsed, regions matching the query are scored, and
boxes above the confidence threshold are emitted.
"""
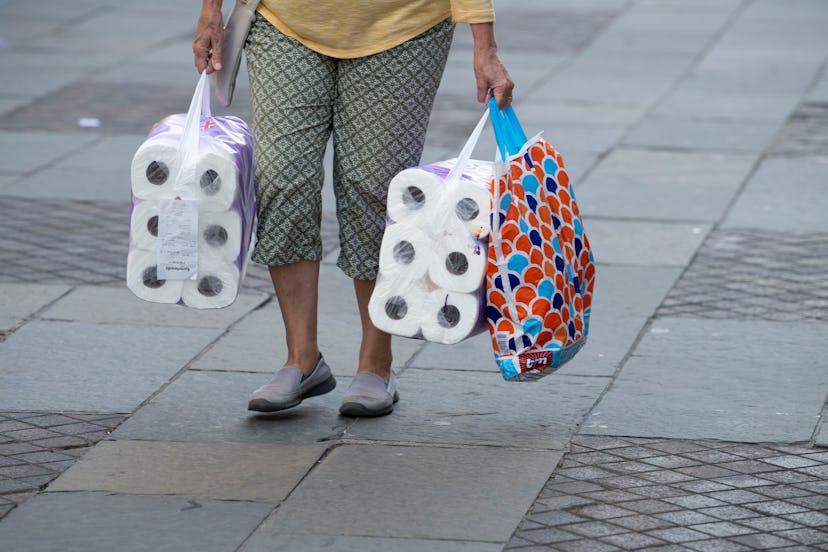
[486,99,595,381]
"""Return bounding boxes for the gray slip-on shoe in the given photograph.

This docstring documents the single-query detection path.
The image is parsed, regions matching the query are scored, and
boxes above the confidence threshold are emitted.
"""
[248,355,336,412]
[339,371,399,417]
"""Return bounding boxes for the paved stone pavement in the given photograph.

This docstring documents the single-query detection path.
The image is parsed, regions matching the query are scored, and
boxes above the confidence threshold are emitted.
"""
[1,0,827,551]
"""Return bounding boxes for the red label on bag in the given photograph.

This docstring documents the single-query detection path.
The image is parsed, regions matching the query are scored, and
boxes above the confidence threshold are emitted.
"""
[520,351,554,373]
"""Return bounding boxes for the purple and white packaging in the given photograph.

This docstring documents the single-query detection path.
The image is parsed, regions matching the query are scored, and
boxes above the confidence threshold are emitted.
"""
[369,157,494,344]
[127,88,256,309]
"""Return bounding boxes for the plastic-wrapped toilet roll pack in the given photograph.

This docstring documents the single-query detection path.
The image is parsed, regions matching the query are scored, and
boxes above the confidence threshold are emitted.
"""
[126,85,256,309]
[369,157,494,344]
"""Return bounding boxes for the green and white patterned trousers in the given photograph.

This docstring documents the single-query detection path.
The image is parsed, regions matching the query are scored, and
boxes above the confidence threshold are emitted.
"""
[245,14,454,280]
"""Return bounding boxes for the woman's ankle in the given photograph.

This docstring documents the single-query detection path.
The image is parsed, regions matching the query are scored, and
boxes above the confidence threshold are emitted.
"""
[356,352,393,382]
[286,348,321,376]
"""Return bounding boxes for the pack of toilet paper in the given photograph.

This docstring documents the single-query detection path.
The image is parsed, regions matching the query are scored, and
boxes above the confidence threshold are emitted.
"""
[369,157,494,344]
[126,74,255,309]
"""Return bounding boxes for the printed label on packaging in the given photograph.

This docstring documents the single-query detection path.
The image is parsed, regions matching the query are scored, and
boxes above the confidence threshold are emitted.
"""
[157,199,199,280]
[519,351,554,374]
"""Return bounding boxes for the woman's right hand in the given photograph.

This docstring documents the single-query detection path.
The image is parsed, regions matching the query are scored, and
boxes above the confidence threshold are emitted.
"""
[193,0,224,74]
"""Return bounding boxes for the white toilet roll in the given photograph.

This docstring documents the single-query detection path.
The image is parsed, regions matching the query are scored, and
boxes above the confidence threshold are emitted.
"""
[386,168,442,226]
[428,233,488,293]
[199,211,243,262]
[181,253,241,309]
[368,282,427,338]
[126,249,183,304]
[130,139,181,200]
[445,182,492,237]
[421,289,486,344]
[129,200,160,250]
[378,222,435,280]
[194,152,240,211]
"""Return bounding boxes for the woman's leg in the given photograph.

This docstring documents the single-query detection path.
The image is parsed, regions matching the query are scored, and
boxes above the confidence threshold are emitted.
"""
[245,15,334,381]
[333,20,455,382]
[353,278,393,380]
[269,261,320,375]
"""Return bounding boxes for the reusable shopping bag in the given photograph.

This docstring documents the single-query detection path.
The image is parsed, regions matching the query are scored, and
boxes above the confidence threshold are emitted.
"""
[126,72,256,309]
[369,113,494,344]
[486,99,595,381]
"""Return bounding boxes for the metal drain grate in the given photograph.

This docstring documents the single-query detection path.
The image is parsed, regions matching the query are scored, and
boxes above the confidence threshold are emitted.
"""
[657,229,828,322]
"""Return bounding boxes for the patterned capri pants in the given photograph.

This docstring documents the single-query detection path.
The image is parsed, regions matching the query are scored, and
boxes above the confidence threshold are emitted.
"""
[245,14,455,280]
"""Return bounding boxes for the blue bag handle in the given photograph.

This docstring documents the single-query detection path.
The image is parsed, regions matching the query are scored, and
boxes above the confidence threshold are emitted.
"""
[489,97,528,161]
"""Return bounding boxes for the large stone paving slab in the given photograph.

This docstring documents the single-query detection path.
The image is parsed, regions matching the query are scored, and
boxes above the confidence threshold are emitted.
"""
[49,440,324,502]
[0,492,273,552]
[53,135,145,172]
[582,318,828,442]
[253,444,561,543]
[536,73,674,107]
[558,265,682,377]
[722,157,828,233]
[410,332,493,373]
[586,219,710,267]
[808,73,828,102]
[817,419,828,447]
[0,320,221,413]
[413,265,682,378]
[623,118,781,153]
[652,87,801,123]
[41,285,268,329]
[190,267,423,376]
[1,167,133,202]
[113,370,353,445]
[577,148,756,222]
[243,534,502,552]
[516,100,645,127]
[0,131,100,174]
[0,283,71,333]
[348,369,609,449]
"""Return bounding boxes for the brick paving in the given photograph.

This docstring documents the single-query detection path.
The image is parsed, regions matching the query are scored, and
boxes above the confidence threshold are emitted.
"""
[771,102,828,157]
[505,436,828,551]
[0,411,127,521]
[657,229,828,322]
[0,196,341,294]
[0,82,253,135]
[0,197,129,286]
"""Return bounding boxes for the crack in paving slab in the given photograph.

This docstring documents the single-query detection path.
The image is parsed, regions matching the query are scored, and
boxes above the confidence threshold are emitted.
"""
[505,435,828,551]
[0,411,127,521]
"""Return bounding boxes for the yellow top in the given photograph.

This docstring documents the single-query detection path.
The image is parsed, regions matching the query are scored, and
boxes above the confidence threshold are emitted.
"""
[257,0,494,58]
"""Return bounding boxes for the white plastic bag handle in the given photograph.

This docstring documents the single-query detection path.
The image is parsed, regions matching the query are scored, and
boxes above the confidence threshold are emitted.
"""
[174,71,212,197]
[444,107,490,190]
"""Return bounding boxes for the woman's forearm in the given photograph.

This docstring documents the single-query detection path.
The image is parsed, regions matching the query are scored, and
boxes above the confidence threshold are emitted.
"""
[469,22,514,107]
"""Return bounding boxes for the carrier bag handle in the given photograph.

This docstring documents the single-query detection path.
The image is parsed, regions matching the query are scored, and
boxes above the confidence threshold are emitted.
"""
[443,106,491,190]
[488,97,527,160]
[174,71,212,197]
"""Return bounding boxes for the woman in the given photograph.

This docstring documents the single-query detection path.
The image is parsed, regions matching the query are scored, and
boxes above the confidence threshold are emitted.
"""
[194,0,513,417]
